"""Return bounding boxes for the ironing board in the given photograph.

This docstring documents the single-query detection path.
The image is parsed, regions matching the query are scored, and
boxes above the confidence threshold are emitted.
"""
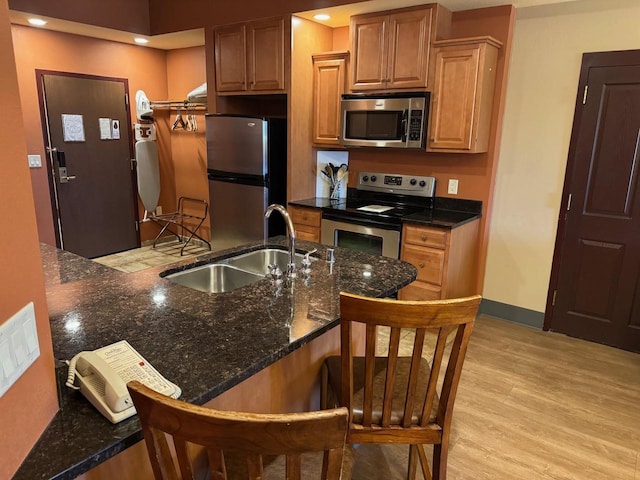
[136,139,211,255]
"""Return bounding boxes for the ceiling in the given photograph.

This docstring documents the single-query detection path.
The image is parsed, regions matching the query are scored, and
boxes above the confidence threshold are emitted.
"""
[9,10,205,50]
[9,0,582,50]
[295,0,581,27]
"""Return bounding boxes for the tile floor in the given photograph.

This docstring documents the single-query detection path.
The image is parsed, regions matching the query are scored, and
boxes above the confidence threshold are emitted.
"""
[92,240,210,273]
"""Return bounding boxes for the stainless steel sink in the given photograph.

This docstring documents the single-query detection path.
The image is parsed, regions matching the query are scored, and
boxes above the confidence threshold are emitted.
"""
[226,248,312,274]
[163,247,317,294]
[164,263,265,294]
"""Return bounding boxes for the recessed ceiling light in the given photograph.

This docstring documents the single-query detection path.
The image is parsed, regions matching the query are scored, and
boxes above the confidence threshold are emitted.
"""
[28,18,47,26]
[134,37,149,44]
[313,14,331,21]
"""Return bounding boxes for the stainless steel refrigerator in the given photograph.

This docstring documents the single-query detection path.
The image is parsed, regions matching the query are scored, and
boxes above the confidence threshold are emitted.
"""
[206,114,287,251]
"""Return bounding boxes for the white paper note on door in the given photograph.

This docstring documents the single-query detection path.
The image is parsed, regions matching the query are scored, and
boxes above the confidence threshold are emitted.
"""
[99,118,112,140]
[62,114,85,142]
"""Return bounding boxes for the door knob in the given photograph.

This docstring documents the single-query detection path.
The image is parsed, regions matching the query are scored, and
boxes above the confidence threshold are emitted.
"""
[58,167,76,183]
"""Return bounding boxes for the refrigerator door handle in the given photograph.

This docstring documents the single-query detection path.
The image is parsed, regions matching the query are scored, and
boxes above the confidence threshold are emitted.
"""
[207,171,267,187]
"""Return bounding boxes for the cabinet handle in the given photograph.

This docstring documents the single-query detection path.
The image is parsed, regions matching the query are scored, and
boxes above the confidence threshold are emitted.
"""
[418,262,425,269]
[421,235,428,242]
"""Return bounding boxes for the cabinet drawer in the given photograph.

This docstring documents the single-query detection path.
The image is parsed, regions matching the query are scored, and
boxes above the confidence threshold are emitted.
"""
[398,281,441,301]
[402,244,444,286]
[295,225,320,243]
[403,225,447,249]
[290,207,321,227]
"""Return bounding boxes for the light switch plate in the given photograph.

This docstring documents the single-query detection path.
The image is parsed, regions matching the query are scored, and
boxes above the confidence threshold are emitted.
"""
[448,179,459,195]
[0,302,40,398]
[28,155,42,168]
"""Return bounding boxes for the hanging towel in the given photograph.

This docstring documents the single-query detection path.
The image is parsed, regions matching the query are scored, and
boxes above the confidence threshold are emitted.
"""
[135,90,154,121]
[186,82,207,102]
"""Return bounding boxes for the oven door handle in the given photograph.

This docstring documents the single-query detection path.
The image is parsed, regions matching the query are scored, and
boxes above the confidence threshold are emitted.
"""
[322,212,401,230]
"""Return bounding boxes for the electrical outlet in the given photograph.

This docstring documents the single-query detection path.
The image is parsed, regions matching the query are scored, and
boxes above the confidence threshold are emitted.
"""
[156,206,162,215]
[448,179,459,195]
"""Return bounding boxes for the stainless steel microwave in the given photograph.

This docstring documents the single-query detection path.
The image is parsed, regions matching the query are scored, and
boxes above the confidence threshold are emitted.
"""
[339,92,430,149]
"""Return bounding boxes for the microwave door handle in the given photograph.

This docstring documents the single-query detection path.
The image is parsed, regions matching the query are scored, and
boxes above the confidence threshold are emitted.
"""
[401,110,408,143]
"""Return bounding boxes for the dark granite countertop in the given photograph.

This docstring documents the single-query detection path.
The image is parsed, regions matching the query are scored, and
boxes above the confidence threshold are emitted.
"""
[289,197,481,229]
[402,209,480,229]
[16,238,416,480]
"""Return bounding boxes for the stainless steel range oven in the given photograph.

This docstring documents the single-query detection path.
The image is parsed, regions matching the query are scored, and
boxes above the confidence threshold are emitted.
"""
[321,172,436,258]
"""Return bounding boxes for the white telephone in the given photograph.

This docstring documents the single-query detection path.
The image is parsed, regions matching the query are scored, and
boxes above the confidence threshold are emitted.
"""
[66,340,181,423]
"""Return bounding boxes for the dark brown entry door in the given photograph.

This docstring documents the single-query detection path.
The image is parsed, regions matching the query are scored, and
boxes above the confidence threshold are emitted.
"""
[549,51,640,352]
[41,73,139,258]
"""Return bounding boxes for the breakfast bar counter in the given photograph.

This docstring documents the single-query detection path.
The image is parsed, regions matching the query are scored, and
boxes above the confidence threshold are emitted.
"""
[16,238,416,480]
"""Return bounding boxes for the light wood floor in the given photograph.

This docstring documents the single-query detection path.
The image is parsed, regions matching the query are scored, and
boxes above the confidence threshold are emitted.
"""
[349,315,640,480]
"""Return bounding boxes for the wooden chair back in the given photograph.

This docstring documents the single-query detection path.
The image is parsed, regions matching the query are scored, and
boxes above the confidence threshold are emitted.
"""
[127,381,348,480]
[337,292,481,479]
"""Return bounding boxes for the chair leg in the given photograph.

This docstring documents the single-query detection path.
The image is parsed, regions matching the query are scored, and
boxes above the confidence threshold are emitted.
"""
[432,443,448,480]
[416,445,432,480]
[408,445,434,480]
[408,445,418,480]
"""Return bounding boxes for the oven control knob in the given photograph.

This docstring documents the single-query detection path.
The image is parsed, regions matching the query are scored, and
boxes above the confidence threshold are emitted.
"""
[419,180,426,187]
[410,178,417,186]
[362,175,369,182]
[371,175,377,182]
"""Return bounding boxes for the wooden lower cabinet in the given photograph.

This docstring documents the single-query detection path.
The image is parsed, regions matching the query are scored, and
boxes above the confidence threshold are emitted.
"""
[398,220,479,300]
[289,205,321,243]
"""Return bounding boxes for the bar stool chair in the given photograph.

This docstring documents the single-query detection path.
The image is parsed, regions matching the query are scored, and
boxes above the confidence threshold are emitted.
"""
[322,293,481,480]
[127,381,349,480]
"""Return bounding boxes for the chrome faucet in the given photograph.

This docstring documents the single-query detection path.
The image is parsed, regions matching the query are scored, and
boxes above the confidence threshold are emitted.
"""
[264,204,297,278]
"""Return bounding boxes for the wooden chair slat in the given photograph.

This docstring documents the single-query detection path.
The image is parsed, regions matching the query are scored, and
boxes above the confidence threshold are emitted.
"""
[362,324,378,426]
[402,328,426,427]
[207,449,227,480]
[128,381,348,480]
[246,454,263,480]
[420,326,452,427]
[174,438,194,480]
[381,326,402,427]
[285,453,302,480]
[145,425,180,480]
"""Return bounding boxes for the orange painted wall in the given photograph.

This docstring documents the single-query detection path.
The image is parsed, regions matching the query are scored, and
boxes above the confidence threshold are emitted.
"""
[165,46,210,239]
[0,0,58,477]
[11,24,172,245]
[346,5,516,292]
[332,25,349,50]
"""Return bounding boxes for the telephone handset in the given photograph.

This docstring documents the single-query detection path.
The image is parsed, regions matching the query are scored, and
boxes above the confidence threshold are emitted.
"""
[66,340,181,424]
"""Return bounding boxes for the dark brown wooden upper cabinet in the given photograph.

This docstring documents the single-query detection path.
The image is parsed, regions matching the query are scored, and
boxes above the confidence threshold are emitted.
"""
[214,16,289,95]
[349,4,451,92]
